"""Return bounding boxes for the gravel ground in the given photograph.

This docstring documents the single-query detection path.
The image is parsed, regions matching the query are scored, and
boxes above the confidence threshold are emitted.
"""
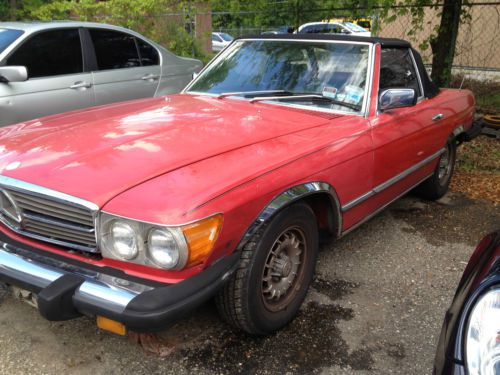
[0,192,498,375]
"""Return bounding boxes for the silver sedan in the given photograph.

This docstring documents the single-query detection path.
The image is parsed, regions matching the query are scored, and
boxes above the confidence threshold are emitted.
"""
[0,21,203,127]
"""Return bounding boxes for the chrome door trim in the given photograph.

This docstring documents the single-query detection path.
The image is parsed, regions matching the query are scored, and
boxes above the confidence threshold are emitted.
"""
[341,148,445,212]
[340,172,434,237]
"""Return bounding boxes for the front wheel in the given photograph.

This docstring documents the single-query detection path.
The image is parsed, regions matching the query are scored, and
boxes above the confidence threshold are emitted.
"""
[216,203,318,335]
[415,140,456,200]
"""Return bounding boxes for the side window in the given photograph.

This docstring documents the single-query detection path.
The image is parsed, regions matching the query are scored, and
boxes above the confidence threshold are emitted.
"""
[136,39,159,66]
[379,48,421,96]
[328,24,342,34]
[89,29,140,70]
[6,29,83,79]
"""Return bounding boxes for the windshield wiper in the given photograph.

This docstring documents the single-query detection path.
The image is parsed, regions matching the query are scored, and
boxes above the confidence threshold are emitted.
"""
[249,94,362,112]
[217,90,296,99]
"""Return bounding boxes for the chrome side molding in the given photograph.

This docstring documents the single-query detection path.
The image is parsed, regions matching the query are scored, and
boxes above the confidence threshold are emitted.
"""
[341,148,445,212]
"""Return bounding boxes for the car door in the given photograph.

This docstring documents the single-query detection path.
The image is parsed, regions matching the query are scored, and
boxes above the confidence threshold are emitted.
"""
[88,28,161,106]
[0,28,94,126]
[370,47,433,201]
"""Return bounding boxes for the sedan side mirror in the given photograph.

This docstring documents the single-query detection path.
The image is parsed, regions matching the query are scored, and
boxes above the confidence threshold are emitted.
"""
[0,66,28,83]
[379,88,417,111]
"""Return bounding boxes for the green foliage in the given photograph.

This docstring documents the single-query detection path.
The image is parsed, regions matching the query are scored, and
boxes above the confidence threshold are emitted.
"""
[0,0,9,21]
[4,0,207,60]
[210,0,378,30]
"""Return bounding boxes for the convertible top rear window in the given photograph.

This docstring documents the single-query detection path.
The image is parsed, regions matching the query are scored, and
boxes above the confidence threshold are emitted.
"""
[0,28,24,54]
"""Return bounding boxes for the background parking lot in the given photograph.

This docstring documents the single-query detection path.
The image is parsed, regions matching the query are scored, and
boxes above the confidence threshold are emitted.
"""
[1,192,498,375]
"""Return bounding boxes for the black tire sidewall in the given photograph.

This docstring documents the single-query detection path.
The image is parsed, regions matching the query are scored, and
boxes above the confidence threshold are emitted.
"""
[244,204,318,334]
[434,140,456,195]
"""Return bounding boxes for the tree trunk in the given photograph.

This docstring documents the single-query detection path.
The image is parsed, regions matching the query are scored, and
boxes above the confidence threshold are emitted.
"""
[430,0,463,87]
[9,0,16,20]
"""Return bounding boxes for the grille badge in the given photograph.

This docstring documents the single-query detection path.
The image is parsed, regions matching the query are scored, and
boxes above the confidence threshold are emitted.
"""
[0,189,23,229]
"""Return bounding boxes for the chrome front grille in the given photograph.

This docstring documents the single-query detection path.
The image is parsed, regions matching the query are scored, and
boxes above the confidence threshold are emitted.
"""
[0,176,99,252]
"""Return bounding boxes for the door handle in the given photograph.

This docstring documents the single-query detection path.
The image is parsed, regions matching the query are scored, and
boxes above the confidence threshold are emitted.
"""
[141,74,160,81]
[70,81,92,90]
[432,114,444,121]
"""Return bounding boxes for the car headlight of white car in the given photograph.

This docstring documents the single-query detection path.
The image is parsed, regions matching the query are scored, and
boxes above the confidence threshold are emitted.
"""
[99,212,223,270]
[465,287,500,375]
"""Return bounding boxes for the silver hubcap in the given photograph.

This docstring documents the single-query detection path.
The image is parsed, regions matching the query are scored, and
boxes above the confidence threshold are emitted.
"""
[261,227,305,311]
[438,145,453,185]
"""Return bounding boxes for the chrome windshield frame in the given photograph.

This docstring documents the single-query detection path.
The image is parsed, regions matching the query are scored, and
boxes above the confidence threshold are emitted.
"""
[184,38,374,117]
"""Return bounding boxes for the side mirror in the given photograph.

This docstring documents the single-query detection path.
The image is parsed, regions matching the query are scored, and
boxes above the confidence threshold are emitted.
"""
[0,66,28,83]
[192,72,198,80]
[379,88,417,111]
[340,29,351,34]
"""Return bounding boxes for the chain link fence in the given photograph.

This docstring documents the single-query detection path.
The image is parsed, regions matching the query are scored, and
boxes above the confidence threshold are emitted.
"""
[210,2,500,73]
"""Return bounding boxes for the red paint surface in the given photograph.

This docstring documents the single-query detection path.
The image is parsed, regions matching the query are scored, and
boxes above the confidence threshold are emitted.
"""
[0,50,476,283]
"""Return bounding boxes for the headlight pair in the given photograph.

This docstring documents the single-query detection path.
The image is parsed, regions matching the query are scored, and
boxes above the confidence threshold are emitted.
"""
[465,287,500,375]
[100,213,223,270]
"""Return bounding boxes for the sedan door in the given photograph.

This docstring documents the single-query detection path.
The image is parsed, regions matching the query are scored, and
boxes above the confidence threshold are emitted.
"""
[87,28,161,106]
[0,28,94,126]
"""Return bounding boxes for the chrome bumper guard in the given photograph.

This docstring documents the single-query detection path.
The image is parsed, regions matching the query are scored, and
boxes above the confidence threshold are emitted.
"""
[0,241,152,319]
[0,236,239,331]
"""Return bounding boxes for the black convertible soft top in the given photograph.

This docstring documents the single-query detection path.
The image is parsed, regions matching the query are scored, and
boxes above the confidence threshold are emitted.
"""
[237,34,439,98]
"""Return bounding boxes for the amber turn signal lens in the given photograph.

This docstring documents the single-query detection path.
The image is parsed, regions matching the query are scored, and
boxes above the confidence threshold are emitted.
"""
[182,214,223,267]
[96,316,127,336]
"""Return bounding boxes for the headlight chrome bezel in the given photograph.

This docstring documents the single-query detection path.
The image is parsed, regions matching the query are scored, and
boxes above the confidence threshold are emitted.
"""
[464,286,500,375]
[99,213,189,270]
[98,212,223,271]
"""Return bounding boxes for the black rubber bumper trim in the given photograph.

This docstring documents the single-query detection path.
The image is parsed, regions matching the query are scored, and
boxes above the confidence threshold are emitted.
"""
[463,120,483,141]
[74,252,240,332]
[38,274,85,321]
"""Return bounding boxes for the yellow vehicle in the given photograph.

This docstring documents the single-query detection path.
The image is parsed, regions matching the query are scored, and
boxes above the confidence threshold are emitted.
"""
[323,17,372,31]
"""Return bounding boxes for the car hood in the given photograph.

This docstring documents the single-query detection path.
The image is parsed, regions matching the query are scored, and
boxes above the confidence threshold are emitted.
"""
[0,94,336,207]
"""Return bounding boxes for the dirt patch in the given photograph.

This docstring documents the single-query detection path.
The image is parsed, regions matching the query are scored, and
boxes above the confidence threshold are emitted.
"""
[391,192,500,246]
[180,302,373,374]
[451,76,500,114]
[312,277,359,301]
[450,136,500,204]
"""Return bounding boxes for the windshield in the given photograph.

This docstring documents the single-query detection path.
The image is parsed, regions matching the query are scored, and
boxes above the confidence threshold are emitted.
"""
[187,40,370,113]
[0,28,24,54]
[219,33,233,42]
[343,22,368,33]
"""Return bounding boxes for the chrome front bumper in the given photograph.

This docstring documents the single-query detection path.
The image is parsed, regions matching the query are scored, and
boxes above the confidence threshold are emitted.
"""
[0,241,151,317]
[0,233,239,332]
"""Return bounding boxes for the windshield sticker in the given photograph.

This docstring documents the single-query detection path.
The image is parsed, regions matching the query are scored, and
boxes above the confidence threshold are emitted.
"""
[344,85,364,104]
[322,86,337,99]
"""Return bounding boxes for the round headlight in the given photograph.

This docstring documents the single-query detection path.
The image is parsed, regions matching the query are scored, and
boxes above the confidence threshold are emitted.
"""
[465,288,500,375]
[147,228,180,269]
[109,221,138,260]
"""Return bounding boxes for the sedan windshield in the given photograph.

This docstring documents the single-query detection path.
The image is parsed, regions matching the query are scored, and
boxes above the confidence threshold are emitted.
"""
[187,40,370,113]
[219,33,233,42]
[343,22,368,33]
[0,28,24,54]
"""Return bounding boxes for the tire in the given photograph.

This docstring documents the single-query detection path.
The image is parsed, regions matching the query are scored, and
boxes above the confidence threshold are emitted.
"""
[415,139,456,200]
[216,203,318,335]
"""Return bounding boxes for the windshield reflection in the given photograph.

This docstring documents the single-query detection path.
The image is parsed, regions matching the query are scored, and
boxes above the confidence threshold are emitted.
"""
[188,40,370,113]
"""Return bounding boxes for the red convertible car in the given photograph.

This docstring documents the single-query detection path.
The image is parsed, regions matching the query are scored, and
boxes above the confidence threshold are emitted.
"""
[0,35,480,335]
